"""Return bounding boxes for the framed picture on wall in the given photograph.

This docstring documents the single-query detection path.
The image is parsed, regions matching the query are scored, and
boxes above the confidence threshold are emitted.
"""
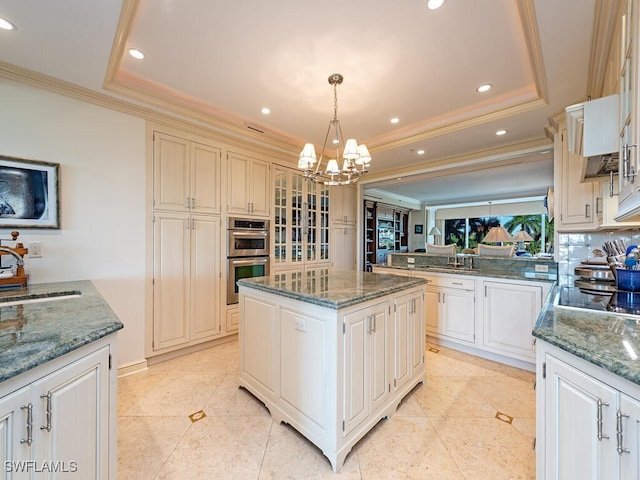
[414,224,423,234]
[0,155,60,229]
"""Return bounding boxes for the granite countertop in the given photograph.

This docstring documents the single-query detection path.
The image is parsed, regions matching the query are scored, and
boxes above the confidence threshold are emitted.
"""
[0,280,124,383]
[373,264,557,282]
[533,285,640,386]
[237,270,427,310]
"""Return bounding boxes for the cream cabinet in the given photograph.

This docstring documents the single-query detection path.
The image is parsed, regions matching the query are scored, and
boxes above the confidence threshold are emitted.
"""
[0,340,114,480]
[537,342,640,480]
[343,301,391,435]
[152,129,224,355]
[554,121,600,231]
[153,131,221,214]
[543,354,619,480]
[393,290,424,392]
[617,0,640,219]
[238,281,425,472]
[227,151,270,217]
[152,212,222,351]
[330,225,356,270]
[481,279,544,362]
[414,272,475,344]
[0,386,31,480]
[272,164,330,272]
[330,184,357,225]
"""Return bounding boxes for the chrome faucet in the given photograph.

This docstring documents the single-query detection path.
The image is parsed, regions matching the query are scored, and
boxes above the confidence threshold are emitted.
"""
[0,247,24,267]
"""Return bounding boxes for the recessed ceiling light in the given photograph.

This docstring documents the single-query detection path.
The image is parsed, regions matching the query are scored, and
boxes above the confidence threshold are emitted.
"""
[476,83,492,93]
[417,150,425,155]
[0,17,16,31]
[390,118,400,124]
[427,0,445,10]
[128,48,145,60]
[261,107,270,115]
[496,129,507,136]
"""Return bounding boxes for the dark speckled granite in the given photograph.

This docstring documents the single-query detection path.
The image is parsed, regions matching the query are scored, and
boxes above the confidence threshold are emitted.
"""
[533,285,640,386]
[0,280,123,383]
[237,269,427,309]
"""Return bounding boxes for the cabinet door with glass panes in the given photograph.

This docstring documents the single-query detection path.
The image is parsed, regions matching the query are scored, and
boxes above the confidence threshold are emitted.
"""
[273,165,330,271]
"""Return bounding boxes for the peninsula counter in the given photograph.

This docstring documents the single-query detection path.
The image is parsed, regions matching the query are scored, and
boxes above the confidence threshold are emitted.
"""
[237,269,427,472]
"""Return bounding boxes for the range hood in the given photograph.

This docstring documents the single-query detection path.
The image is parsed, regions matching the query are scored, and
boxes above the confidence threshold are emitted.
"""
[566,94,619,182]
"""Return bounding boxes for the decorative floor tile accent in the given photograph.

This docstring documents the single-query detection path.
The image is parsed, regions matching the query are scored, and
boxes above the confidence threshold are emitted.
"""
[189,410,207,423]
[495,411,513,424]
[429,347,440,353]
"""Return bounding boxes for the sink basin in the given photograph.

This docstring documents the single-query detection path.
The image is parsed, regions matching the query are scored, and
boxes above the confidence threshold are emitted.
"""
[0,291,81,307]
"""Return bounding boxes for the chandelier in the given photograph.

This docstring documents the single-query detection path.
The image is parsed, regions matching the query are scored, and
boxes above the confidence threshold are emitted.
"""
[298,73,371,186]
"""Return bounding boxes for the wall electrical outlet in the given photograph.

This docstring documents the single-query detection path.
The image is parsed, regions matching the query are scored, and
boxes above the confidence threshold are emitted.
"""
[294,317,307,332]
[28,241,42,258]
[534,264,549,273]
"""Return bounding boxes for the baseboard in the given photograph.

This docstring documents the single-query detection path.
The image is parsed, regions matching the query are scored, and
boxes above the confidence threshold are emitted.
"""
[117,359,149,378]
[146,334,238,367]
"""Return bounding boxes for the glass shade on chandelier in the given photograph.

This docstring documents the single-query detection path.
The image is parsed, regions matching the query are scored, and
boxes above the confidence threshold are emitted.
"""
[298,73,371,186]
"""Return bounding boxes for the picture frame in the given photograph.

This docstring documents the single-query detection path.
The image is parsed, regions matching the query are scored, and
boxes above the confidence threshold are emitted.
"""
[414,224,423,234]
[0,155,60,229]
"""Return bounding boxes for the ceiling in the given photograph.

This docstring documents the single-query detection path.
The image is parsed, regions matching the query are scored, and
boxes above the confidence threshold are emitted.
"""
[0,0,608,205]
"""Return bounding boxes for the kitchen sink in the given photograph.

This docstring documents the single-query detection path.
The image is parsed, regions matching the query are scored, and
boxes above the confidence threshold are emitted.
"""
[0,291,82,308]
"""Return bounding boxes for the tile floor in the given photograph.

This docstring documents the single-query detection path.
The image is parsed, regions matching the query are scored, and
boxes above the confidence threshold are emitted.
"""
[118,340,536,479]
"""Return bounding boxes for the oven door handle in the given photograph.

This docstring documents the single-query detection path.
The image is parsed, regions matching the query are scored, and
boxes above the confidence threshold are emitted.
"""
[229,257,270,266]
[229,231,268,238]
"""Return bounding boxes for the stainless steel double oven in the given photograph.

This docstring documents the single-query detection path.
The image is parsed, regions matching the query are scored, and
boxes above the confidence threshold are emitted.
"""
[226,217,270,304]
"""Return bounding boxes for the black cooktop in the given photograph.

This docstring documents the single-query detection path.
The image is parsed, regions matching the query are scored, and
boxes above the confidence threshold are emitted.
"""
[556,285,640,315]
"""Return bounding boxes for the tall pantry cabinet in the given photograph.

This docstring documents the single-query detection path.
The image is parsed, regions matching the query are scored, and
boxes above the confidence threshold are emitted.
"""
[151,131,223,353]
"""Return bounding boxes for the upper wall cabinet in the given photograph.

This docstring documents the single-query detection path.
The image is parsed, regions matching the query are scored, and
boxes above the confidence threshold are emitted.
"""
[330,184,357,225]
[153,132,221,214]
[227,152,270,218]
[554,121,600,232]
[617,0,640,219]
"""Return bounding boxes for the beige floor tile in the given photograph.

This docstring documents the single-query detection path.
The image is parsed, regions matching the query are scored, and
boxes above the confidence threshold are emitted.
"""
[414,376,496,418]
[126,373,225,416]
[117,371,166,415]
[118,340,537,479]
[203,374,271,417]
[117,415,192,480]
[431,417,536,480]
[357,416,465,480]
[468,374,536,417]
[259,422,361,479]
[155,415,273,480]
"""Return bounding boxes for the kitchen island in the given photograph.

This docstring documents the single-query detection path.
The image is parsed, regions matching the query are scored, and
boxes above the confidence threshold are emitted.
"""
[0,281,123,480]
[237,269,427,472]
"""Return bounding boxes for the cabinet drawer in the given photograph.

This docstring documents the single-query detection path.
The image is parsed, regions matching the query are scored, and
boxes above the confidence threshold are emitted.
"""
[414,272,474,290]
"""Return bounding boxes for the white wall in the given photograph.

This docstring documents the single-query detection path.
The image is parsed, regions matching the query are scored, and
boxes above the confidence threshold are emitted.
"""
[0,79,146,367]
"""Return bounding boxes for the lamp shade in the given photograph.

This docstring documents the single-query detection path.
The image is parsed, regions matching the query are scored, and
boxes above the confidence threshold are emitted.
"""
[355,144,371,165]
[428,226,441,236]
[299,143,317,166]
[325,159,340,174]
[513,230,534,242]
[482,226,514,243]
[342,139,360,159]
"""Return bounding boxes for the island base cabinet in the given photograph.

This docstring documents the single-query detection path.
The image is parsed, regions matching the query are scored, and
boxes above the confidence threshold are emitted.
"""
[238,285,425,473]
[537,342,640,480]
[0,339,114,480]
[343,301,390,436]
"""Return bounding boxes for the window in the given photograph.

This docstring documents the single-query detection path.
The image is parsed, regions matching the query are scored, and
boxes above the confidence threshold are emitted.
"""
[443,214,552,255]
